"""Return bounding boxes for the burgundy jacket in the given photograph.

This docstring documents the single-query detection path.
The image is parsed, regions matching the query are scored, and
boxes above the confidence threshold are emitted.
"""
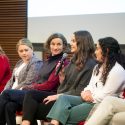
[24,53,69,92]
[31,53,69,92]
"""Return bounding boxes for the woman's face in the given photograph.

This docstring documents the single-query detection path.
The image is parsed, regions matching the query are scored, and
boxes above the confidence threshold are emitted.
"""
[18,44,33,63]
[70,34,77,53]
[95,42,104,62]
[50,38,64,56]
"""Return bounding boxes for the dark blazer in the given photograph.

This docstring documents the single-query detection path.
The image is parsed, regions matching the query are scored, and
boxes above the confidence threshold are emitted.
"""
[57,57,97,96]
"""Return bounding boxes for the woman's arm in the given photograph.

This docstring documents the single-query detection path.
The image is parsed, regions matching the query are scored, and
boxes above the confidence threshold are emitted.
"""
[22,59,69,91]
[32,69,60,91]
[43,93,63,104]
[16,60,43,89]
[93,63,125,103]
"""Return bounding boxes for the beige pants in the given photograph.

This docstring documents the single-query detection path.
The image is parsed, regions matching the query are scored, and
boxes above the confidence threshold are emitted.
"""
[85,96,125,125]
[109,112,125,125]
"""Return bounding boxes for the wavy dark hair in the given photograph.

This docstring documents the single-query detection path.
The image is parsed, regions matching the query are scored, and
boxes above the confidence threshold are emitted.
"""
[73,30,95,70]
[95,37,125,85]
[45,33,68,53]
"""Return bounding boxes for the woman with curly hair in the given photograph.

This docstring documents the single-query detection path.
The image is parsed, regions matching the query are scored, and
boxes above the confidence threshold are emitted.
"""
[47,37,125,125]
[21,30,97,125]
[0,33,69,125]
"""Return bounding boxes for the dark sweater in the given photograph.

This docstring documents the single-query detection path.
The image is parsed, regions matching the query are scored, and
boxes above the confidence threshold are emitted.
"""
[57,57,97,96]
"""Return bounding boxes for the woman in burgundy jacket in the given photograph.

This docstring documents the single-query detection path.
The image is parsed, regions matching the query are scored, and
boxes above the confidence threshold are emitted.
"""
[0,33,69,125]
[0,45,11,93]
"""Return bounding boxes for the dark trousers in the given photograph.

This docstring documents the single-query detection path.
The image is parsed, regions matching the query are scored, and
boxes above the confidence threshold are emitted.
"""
[22,90,56,124]
[0,89,27,125]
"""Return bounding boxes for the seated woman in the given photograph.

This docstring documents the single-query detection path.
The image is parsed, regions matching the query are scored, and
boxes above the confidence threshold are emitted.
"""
[0,33,68,125]
[0,38,43,125]
[4,38,42,90]
[47,37,125,125]
[21,30,97,125]
[0,45,11,93]
[85,96,125,125]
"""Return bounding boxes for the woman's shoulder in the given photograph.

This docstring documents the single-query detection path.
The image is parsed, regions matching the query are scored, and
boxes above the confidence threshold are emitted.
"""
[27,54,43,68]
[0,55,10,69]
[0,54,9,61]
[86,58,97,68]
[114,62,125,71]
[30,54,43,63]
[0,55,11,66]
[110,62,125,76]
[15,59,23,66]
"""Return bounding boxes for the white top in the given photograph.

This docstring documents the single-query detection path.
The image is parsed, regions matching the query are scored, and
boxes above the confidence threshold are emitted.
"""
[84,62,125,103]
[12,63,27,89]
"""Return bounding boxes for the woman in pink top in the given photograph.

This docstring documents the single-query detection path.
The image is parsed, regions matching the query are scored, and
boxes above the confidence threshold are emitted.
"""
[0,45,11,93]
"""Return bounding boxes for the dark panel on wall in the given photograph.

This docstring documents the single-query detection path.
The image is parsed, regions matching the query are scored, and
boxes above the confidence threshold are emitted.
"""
[0,0,27,69]
[33,43,125,54]
[33,43,125,61]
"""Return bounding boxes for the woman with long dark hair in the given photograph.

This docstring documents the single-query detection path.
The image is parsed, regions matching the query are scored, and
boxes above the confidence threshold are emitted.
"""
[47,37,125,125]
[21,30,97,125]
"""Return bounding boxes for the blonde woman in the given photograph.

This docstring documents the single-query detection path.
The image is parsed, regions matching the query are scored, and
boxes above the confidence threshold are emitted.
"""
[4,38,42,90]
[0,38,43,125]
[21,30,97,125]
[0,33,68,125]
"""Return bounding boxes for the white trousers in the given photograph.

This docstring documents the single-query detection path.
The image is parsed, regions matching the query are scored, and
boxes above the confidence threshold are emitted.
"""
[85,96,125,125]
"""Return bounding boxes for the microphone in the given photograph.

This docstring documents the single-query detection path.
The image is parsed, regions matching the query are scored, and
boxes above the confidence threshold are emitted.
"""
[55,53,68,76]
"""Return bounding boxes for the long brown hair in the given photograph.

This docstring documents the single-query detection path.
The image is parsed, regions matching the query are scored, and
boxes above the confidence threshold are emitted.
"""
[73,30,95,70]
[45,33,68,53]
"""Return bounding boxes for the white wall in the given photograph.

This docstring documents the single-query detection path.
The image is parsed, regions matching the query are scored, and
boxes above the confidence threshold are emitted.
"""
[28,13,125,44]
